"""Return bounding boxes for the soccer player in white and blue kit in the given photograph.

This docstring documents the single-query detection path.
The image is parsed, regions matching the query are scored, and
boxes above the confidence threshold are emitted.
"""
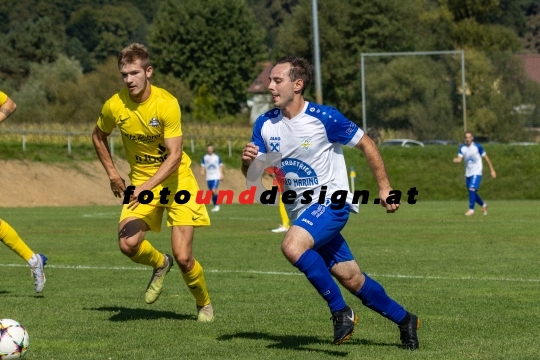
[241,57,419,349]
[453,132,497,215]
[201,144,223,212]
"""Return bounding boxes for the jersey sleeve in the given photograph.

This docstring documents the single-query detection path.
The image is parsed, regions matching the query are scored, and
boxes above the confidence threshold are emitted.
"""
[251,116,267,154]
[0,91,8,105]
[477,143,486,156]
[200,156,206,167]
[96,100,116,134]
[218,155,223,165]
[163,98,182,139]
[325,108,364,147]
[457,145,464,157]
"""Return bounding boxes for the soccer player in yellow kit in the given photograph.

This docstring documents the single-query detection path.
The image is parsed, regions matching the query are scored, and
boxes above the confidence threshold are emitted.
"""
[0,90,47,293]
[92,43,213,321]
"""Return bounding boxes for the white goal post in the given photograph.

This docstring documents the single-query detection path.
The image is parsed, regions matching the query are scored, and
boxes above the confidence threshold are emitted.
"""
[360,50,467,133]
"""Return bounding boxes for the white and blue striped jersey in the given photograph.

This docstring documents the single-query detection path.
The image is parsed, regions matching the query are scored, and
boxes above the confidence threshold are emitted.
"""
[458,142,486,177]
[201,153,222,181]
[252,101,364,220]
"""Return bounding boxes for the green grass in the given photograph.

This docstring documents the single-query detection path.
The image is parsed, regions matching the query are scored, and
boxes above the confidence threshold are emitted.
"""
[1,201,539,359]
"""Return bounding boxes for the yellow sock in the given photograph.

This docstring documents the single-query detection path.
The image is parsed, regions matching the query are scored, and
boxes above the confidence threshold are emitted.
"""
[279,197,290,228]
[130,240,164,268]
[181,259,210,307]
[0,219,34,262]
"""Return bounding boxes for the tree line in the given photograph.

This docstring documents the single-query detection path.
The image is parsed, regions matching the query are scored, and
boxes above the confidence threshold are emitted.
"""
[1,0,540,141]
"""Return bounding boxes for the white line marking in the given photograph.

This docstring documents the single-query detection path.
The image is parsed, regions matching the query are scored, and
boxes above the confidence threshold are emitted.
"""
[0,263,538,283]
[82,212,117,218]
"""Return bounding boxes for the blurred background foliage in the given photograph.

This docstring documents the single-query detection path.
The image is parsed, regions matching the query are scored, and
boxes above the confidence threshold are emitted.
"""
[1,0,540,141]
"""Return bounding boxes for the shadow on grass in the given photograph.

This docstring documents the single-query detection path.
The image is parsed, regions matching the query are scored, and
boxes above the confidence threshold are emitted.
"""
[0,290,45,299]
[88,306,193,322]
[218,331,397,356]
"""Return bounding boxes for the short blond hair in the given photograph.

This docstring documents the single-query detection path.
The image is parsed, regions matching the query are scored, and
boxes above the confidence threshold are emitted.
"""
[118,43,151,69]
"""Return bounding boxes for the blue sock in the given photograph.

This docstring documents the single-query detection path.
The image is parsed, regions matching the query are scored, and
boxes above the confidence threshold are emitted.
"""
[294,249,347,313]
[355,273,407,324]
[475,193,484,207]
[468,190,476,210]
[212,194,218,206]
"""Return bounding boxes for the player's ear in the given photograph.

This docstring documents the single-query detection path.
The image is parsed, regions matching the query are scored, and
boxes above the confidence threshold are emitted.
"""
[146,65,153,79]
[294,78,304,93]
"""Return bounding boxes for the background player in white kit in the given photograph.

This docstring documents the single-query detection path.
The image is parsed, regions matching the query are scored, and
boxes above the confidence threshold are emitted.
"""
[201,144,223,212]
[453,132,497,216]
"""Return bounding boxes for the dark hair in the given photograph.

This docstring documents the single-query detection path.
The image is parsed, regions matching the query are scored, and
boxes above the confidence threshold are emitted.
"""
[275,56,312,94]
[118,43,151,69]
[465,131,474,137]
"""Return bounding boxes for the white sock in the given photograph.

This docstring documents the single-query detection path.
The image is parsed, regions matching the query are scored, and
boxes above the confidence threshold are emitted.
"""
[27,253,39,267]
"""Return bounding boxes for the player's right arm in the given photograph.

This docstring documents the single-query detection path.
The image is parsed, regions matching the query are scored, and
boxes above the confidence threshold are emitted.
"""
[92,126,126,198]
[0,93,17,123]
[453,146,464,163]
[93,100,126,198]
[241,143,259,177]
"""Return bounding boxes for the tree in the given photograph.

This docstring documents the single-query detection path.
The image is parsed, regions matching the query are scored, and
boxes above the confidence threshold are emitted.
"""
[275,0,424,121]
[246,0,300,52]
[0,17,63,86]
[149,0,266,116]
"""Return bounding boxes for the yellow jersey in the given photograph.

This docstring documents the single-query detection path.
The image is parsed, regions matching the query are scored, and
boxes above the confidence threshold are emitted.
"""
[0,91,8,105]
[97,85,192,186]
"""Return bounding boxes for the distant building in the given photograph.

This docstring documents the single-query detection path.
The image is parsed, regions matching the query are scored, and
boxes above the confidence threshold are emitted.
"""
[519,54,540,85]
[247,62,273,124]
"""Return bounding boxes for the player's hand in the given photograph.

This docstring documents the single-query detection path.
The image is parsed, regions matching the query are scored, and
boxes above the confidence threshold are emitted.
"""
[110,177,126,198]
[128,185,147,210]
[453,157,461,163]
[242,142,259,167]
[491,170,497,179]
[379,189,400,213]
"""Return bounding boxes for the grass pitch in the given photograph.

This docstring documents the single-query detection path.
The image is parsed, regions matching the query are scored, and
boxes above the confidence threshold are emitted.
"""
[1,201,539,359]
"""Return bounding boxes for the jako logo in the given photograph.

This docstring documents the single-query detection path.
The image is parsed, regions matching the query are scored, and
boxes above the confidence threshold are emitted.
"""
[301,218,313,226]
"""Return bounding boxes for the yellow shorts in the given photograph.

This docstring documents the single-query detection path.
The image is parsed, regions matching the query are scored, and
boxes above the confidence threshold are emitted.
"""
[119,172,210,232]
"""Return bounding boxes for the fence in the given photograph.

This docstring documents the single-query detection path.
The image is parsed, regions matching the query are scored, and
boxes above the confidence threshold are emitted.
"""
[0,129,247,157]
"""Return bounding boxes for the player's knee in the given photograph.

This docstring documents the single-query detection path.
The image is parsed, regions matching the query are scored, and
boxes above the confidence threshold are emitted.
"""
[118,240,138,257]
[173,252,192,271]
[281,239,302,264]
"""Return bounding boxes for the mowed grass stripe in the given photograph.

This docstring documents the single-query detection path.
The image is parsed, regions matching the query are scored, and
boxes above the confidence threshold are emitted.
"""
[2,263,540,283]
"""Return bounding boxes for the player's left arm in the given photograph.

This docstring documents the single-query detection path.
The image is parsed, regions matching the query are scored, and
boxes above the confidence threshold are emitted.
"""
[128,136,182,209]
[483,154,496,178]
[219,156,224,180]
[354,135,399,213]
[0,96,17,123]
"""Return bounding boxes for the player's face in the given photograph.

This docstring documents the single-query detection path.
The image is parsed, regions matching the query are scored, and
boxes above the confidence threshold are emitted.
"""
[207,146,214,154]
[464,133,474,146]
[120,60,153,101]
[268,63,302,109]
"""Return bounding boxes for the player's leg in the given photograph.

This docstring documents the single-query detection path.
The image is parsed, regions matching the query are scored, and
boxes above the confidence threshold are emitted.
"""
[209,180,220,212]
[283,203,355,345]
[170,225,212,321]
[118,206,172,304]
[471,176,487,214]
[465,176,476,215]
[0,219,47,292]
[168,172,213,321]
[324,237,419,350]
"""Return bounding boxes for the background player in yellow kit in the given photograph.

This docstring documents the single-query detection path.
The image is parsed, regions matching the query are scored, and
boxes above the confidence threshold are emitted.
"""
[92,43,213,321]
[0,90,47,293]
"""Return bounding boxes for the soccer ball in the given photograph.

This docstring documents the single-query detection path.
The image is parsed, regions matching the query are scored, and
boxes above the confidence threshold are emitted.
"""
[0,319,29,359]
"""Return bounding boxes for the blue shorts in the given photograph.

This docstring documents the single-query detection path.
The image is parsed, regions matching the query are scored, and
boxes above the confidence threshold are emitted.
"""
[466,175,482,191]
[293,202,355,269]
[207,180,220,190]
